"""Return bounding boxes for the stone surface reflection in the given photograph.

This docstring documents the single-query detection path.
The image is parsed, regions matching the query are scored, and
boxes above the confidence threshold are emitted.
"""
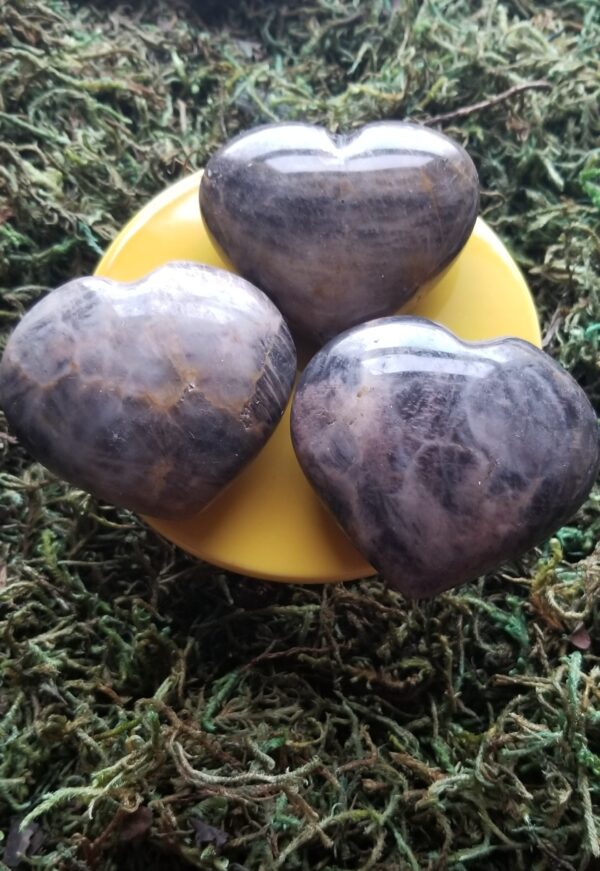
[200,122,479,344]
[0,263,297,518]
[291,317,599,597]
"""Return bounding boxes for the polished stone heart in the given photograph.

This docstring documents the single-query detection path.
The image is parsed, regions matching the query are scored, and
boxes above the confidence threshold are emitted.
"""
[0,262,296,518]
[291,318,599,598]
[200,122,479,344]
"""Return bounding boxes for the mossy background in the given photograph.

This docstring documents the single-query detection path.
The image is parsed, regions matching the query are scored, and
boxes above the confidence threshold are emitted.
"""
[0,1,599,869]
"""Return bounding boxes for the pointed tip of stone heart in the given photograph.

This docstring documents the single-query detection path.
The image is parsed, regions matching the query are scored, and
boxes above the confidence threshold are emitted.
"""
[200,121,479,345]
[291,316,599,598]
[0,262,297,519]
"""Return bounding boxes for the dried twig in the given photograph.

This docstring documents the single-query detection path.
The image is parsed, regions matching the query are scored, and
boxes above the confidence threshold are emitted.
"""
[425,80,552,125]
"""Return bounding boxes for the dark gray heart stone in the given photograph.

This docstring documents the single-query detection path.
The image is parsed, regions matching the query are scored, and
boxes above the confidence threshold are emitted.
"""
[200,121,479,344]
[291,317,599,598]
[0,262,296,518]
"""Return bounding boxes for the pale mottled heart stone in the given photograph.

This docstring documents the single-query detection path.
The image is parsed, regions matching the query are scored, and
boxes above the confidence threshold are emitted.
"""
[0,262,296,518]
[200,121,479,344]
[291,317,599,598]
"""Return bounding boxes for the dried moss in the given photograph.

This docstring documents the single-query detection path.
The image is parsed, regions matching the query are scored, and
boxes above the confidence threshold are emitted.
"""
[0,1,599,869]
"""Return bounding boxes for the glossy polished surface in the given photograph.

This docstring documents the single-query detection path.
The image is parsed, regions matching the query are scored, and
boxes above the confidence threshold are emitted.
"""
[291,317,599,597]
[0,263,296,518]
[200,122,479,343]
[95,171,541,583]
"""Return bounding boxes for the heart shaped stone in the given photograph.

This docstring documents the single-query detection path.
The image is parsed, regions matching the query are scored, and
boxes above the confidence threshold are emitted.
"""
[0,262,296,518]
[291,318,599,598]
[200,122,479,344]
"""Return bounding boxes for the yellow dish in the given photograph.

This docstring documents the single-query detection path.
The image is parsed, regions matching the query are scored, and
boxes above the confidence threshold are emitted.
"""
[96,170,541,583]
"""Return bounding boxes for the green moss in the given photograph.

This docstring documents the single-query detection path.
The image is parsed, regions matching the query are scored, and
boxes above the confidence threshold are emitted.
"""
[0,1,599,868]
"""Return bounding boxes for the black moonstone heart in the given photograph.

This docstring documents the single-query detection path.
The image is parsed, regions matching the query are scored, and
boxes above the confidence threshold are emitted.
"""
[200,122,479,345]
[0,262,297,519]
[291,317,599,598]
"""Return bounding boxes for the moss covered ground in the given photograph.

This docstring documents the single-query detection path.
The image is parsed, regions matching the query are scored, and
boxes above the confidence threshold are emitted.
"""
[0,1,599,868]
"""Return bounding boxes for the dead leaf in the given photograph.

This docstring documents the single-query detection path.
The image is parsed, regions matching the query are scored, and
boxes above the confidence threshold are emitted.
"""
[190,817,229,850]
[4,818,42,868]
[569,624,591,651]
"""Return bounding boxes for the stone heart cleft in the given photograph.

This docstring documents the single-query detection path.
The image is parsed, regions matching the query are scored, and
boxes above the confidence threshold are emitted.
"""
[291,317,599,598]
[200,121,479,345]
[0,262,297,519]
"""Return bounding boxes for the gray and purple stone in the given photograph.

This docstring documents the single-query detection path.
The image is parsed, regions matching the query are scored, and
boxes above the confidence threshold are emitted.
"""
[0,262,297,518]
[200,121,479,345]
[291,317,599,598]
